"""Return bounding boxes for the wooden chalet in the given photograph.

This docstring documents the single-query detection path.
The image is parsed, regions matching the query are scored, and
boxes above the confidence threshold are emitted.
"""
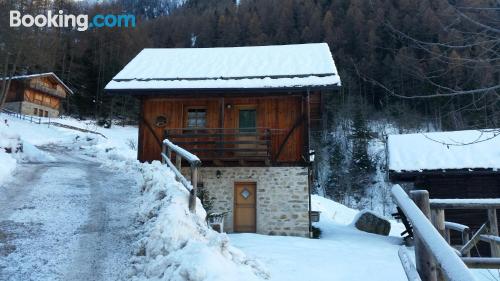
[388,129,500,254]
[2,73,72,117]
[106,43,341,237]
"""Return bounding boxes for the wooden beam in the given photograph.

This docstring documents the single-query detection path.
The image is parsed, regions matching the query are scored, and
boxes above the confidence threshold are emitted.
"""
[398,247,422,281]
[462,258,500,269]
[189,165,198,212]
[430,199,500,210]
[488,208,499,257]
[274,114,305,162]
[410,190,439,281]
[460,222,489,257]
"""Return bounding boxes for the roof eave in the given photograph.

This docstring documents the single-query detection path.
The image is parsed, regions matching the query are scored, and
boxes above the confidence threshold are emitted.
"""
[389,168,500,182]
[104,84,341,96]
[7,72,74,95]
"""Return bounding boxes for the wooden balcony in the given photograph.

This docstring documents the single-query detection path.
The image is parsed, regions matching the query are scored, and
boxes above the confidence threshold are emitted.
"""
[164,128,277,165]
[28,81,66,98]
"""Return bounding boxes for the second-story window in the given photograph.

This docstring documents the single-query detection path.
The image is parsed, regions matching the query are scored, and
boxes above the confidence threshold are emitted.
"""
[186,108,207,129]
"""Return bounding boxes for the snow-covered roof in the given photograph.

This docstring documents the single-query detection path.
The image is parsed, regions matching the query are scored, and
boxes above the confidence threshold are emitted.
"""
[7,72,73,95]
[388,129,500,172]
[105,43,341,92]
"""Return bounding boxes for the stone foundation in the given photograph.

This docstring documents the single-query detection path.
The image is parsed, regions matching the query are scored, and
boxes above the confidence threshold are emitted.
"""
[183,166,310,237]
[4,101,59,117]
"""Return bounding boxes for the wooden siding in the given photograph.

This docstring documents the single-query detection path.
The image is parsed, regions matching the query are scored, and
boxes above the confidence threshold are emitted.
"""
[24,89,60,109]
[3,77,66,110]
[138,93,315,165]
[415,175,500,256]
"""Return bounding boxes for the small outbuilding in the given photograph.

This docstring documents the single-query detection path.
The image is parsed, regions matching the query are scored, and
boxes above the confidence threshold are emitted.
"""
[2,73,73,117]
[388,129,500,252]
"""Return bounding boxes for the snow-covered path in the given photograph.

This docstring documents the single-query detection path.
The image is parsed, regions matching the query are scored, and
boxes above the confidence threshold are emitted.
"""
[0,146,138,281]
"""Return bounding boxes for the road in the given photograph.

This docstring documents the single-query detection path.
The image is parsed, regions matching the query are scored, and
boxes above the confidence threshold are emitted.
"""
[0,146,138,281]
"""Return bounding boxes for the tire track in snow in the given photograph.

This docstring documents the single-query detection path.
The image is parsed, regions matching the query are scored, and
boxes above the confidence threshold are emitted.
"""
[0,147,138,281]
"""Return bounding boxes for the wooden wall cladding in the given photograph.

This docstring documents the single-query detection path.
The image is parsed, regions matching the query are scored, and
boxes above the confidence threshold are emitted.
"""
[138,94,311,165]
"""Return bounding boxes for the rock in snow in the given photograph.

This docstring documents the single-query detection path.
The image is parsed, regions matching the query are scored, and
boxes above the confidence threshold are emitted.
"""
[353,210,391,236]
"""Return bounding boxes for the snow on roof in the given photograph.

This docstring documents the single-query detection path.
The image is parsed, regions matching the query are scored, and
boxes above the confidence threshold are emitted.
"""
[105,43,341,92]
[6,72,73,94]
[388,129,500,172]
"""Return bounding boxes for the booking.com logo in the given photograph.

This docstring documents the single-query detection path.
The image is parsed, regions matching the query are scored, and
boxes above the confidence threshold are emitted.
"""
[10,10,136,31]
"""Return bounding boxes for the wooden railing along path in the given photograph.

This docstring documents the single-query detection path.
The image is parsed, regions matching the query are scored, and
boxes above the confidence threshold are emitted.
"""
[161,139,201,212]
[392,185,500,281]
[1,108,42,124]
[392,185,475,281]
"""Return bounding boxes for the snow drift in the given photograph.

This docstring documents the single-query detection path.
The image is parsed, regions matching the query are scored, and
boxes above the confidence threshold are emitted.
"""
[129,161,269,281]
[0,119,54,184]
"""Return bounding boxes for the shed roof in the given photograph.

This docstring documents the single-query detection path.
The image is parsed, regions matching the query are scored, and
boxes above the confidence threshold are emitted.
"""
[105,43,340,93]
[6,72,73,95]
[388,129,500,174]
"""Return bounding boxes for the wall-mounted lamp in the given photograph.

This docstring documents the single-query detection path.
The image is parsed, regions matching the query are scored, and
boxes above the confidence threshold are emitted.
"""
[226,104,232,109]
[216,170,222,179]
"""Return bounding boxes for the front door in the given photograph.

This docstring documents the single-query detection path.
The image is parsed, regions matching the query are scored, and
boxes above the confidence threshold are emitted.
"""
[234,182,256,233]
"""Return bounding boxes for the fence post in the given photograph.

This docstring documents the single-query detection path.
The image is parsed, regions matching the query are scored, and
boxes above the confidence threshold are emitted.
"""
[161,143,167,164]
[411,190,438,281]
[431,209,446,239]
[189,165,198,212]
[431,208,446,281]
[488,208,499,257]
[176,155,182,171]
[175,155,182,181]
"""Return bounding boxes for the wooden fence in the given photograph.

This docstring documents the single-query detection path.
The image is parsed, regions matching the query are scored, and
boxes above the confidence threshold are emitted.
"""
[1,108,42,124]
[392,185,475,281]
[161,139,201,212]
[429,199,500,266]
[392,185,500,281]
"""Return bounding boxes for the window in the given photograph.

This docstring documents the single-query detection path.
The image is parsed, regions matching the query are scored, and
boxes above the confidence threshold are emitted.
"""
[44,111,48,117]
[34,108,38,115]
[239,109,257,133]
[186,108,206,129]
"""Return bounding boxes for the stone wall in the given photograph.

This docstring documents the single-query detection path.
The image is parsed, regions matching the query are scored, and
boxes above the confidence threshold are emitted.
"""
[3,101,59,117]
[183,166,310,237]
[20,102,59,117]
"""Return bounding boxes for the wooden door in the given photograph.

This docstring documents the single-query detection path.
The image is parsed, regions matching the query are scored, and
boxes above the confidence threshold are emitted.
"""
[236,107,258,157]
[234,182,256,233]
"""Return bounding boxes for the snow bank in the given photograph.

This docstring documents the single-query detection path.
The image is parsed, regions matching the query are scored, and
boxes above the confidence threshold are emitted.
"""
[129,161,269,281]
[312,195,406,238]
[311,194,358,225]
[0,119,54,184]
[0,149,16,183]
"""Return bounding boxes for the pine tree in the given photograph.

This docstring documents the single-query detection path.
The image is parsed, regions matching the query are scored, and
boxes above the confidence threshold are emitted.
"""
[348,103,374,202]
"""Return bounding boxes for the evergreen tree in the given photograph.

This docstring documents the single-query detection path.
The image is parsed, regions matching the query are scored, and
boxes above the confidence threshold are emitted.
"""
[348,103,374,202]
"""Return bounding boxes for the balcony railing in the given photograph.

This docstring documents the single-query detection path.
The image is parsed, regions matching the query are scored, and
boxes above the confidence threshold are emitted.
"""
[28,81,66,98]
[164,128,277,164]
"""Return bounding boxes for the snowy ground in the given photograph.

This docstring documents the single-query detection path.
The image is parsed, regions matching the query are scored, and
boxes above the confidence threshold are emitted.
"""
[1,113,498,281]
[230,195,408,281]
[0,146,139,280]
[0,113,141,280]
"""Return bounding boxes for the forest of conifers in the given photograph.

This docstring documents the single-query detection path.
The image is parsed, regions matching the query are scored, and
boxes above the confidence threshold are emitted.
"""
[1,0,498,130]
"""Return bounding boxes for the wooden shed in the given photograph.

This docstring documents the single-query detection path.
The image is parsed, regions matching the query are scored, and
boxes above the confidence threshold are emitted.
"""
[2,73,73,117]
[106,43,341,237]
[388,129,500,254]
